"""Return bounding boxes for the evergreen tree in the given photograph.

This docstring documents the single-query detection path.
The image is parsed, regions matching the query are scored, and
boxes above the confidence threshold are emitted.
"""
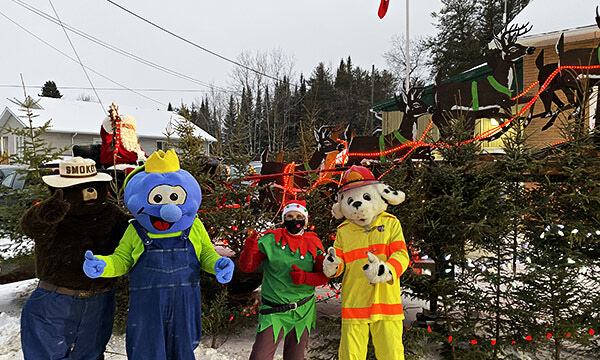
[428,0,483,79]
[0,94,69,254]
[39,80,62,98]
[428,0,531,79]
[515,96,600,359]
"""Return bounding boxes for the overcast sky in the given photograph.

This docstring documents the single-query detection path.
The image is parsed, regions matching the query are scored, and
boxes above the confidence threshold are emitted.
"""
[0,0,443,111]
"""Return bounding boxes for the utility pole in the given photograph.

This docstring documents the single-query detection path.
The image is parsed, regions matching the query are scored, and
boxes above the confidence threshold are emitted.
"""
[503,0,508,25]
[371,64,375,130]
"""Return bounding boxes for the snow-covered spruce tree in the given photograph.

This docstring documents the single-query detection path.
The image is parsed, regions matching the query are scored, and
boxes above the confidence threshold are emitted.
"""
[384,111,540,359]
[515,92,600,360]
[0,93,69,255]
[445,115,539,360]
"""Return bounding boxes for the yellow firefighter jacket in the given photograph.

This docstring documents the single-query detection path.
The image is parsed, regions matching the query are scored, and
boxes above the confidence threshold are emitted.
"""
[333,212,409,323]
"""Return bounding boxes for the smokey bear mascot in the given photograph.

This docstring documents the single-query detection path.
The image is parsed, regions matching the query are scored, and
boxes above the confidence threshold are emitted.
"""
[20,157,130,360]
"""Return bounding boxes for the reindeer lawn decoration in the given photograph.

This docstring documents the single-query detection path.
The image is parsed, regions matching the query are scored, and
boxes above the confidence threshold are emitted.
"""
[258,124,346,208]
[430,23,535,140]
[549,7,600,125]
[346,86,429,165]
[523,49,579,132]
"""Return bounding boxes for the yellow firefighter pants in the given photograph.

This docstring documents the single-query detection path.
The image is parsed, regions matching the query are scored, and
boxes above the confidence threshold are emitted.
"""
[339,320,404,360]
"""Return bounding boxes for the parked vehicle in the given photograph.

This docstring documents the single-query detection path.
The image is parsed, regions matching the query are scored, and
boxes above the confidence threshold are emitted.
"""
[0,169,30,209]
[0,165,26,183]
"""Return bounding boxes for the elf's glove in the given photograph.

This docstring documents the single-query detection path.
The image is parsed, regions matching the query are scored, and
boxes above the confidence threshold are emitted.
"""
[238,231,265,273]
[363,252,393,284]
[38,189,71,224]
[290,263,330,286]
[323,247,341,278]
[83,250,106,279]
[214,257,234,284]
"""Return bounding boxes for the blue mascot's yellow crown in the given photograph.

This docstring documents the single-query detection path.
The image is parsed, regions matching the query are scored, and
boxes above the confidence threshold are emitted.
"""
[145,149,180,173]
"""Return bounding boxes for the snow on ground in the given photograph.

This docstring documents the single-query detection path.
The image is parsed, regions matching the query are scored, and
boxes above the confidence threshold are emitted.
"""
[0,279,430,360]
[0,237,33,261]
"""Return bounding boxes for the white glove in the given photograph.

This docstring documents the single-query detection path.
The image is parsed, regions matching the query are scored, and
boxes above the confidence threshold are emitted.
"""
[323,247,342,278]
[363,252,393,284]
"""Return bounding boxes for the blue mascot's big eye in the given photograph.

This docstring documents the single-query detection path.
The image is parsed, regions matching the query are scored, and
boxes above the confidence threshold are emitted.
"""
[170,193,178,201]
[153,194,163,203]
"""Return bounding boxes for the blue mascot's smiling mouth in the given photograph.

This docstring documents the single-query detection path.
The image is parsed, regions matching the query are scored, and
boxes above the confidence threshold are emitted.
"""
[149,215,174,231]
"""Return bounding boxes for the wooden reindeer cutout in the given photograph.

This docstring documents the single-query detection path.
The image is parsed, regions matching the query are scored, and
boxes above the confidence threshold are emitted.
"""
[430,23,534,139]
[524,49,578,132]
[347,86,429,165]
[258,124,347,207]
[551,7,600,123]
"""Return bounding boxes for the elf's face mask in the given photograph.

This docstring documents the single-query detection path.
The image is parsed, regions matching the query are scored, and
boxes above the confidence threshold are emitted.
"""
[284,219,306,235]
[283,210,307,235]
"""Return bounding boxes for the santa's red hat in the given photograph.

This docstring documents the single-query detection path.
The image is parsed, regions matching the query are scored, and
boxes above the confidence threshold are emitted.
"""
[281,200,309,219]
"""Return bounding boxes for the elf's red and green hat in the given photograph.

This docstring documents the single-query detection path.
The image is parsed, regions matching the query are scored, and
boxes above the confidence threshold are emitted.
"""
[338,165,379,193]
[282,199,309,220]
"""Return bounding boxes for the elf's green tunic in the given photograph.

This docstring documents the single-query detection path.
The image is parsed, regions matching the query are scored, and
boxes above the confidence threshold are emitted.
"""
[257,232,324,343]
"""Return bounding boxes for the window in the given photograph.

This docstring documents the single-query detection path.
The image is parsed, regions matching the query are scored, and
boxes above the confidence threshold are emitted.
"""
[156,140,166,151]
[0,136,7,155]
[93,137,102,145]
[15,136,25,157]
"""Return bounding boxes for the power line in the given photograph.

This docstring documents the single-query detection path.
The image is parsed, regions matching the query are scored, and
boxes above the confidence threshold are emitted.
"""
[105,0,288,84]
[11,0,236,96]
[47,0,105,112]
[0,85,219,92]
[0,10,166,106]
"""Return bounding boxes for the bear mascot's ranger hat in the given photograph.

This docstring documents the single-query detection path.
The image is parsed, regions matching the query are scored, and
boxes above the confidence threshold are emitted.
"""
[42,157,112,188]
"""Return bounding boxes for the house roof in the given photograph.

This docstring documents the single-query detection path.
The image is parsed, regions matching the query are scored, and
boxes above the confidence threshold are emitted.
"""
[496,0,599,47]
[1,97,216,142]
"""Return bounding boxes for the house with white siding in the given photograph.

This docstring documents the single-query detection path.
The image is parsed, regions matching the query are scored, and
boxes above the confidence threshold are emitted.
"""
[0,97,216,163]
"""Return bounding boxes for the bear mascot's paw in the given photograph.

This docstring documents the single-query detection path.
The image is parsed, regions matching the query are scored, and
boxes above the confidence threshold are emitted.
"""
[38,189,71,224]
[362,252,392,284]
[323,247,341,278]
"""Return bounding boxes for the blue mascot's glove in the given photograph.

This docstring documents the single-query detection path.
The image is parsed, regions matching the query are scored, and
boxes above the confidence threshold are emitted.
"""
[83,250,107,279]
[214,257,234,284]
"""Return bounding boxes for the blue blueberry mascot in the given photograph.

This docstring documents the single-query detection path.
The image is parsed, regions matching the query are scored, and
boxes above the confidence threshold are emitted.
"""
[83,149,234,359]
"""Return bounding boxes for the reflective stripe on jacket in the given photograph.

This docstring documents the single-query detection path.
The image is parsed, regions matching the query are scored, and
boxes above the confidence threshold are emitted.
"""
[333,212,409,323]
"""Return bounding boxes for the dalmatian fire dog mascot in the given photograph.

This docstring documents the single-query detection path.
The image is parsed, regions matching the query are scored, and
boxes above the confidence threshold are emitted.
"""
[83,149,234,360]
[323,165,409,360]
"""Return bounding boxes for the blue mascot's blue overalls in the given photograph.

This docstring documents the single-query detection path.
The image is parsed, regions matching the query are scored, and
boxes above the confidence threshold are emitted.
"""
[126,221,201,359]
[83,149,235,360]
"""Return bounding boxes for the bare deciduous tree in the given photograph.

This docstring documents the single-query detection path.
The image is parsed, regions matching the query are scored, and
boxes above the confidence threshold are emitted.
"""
[383,34,433,87]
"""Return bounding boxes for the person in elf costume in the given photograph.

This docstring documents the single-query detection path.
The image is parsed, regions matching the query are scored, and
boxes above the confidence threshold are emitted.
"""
[83,149,235,360]
[239,200,329,360]
[323,165,409,360]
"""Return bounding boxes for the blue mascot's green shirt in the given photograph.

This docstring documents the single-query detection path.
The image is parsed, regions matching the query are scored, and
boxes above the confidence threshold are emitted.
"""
[97,217,220,277]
